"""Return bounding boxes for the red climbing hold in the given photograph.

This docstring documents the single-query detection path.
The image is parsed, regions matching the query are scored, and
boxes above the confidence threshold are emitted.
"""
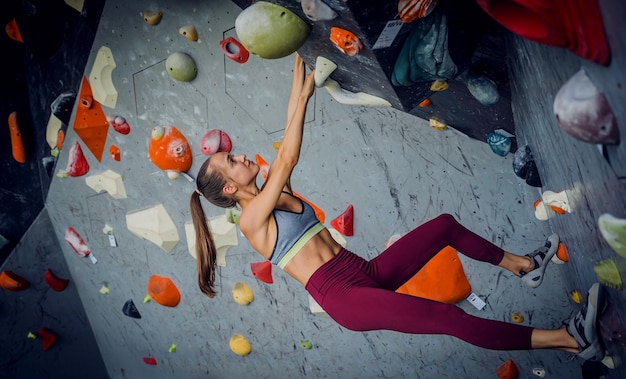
[143,357,157,365]
[330,204,354,236]
[251,261,273,284]
[220,36,250,64]
[38,327,57,351]
[65,141,90,177]
[64,227,91,258]
[44,269,69,292]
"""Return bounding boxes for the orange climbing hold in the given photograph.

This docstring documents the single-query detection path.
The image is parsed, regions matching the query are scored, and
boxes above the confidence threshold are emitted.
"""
[396,246,471,303]
[329,27,363,56]
[418,98,432,107]
[73,76,109,162]
[5,18,23,43]
[148,126,192,179]
[251,261,273,284]
[496,359,519,379]
[556,242,569,262]
[109,145,121,161]
[0,270,30,291]
[56,129,65,149]
[8,111,26,163]
[147,275,181,307]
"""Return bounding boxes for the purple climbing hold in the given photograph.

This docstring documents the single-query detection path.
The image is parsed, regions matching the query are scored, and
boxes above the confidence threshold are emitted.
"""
[554,69,619,145]
[513,145,542,187]
[122,299,141,319]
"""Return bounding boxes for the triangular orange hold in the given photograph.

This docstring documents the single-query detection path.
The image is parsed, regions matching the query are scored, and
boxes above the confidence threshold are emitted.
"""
[73,76,109,162]
[254,153,326,223]
[250,261,273,284]
[5,18,23,43]
[147,275,181,307]
[396,246,471,304]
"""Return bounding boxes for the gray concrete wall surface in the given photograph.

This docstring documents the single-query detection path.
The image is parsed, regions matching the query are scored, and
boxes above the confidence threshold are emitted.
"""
[2,0,620,378]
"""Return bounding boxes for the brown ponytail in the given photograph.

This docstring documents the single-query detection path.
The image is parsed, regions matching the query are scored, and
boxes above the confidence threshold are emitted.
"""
[190,191,218,298]
[191,156,238,298]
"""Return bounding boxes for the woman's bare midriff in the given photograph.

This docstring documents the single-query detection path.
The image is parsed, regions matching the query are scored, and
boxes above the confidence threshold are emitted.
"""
[282,228,343,286]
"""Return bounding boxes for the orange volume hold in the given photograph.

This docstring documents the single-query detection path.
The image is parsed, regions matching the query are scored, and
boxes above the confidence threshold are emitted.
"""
[5,18,23,43]
[8,111,26,163]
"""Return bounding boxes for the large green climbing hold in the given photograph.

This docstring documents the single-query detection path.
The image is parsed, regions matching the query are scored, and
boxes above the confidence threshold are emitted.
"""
[598,213,626,258]
[235,1,310,59]
[165,52,197,82]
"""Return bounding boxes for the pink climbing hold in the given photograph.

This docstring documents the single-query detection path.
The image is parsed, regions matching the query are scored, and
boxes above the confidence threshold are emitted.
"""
[44,268,70,292]
[251,261,273,284]
[64,227,91,258]
[200,129,232,155]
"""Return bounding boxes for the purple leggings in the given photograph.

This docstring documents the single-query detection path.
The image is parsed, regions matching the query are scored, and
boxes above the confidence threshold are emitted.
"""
[305,214,534,350]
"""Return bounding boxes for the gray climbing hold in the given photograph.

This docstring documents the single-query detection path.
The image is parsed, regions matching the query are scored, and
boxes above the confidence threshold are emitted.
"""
[165,52,197,82]
[466,70,499,106]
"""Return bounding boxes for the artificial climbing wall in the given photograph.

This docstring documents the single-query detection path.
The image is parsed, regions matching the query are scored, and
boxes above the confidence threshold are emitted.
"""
[1,0,623,378]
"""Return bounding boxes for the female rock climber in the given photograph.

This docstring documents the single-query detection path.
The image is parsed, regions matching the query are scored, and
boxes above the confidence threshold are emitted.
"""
[189,53,606,362]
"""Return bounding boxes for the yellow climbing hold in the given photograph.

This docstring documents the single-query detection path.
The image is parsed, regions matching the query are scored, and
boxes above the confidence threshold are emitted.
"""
[232,282,254,305]
[143,10,163,25]
[229,334,252,356]
[27,331,37,339]
[429,118,448,131]
[430,80,448,91]
[273,141,281,152]
[511,312,524,323]
[570,290,583,304]
[99,284,110,294]
[168,344,177,353]
[179,25,198,41]
[143,294,152,303]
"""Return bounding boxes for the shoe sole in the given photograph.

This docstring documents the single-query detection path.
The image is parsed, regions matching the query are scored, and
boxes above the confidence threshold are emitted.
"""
[577,283,607,361]
[523,233,560,288]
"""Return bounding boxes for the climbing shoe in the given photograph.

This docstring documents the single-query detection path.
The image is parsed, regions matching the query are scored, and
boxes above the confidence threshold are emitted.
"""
[520,233,559,288]
[519,233,559,288]
[566,283,607,361]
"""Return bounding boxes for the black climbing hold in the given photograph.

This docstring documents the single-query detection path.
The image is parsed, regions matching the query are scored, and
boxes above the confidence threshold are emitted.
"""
[513,145,542,187]
[122,299,141,319]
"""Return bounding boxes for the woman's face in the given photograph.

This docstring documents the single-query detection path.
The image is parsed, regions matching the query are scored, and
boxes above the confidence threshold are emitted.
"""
[209,152,259,188]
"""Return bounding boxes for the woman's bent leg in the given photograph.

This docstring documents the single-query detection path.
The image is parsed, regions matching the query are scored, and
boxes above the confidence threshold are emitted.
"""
[369,214,505,289]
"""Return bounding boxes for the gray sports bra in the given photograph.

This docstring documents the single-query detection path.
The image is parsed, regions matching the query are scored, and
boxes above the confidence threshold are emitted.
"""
[269,192,323,269]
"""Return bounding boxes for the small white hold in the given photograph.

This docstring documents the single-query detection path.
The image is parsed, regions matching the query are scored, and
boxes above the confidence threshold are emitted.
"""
[323,79,391,107]
[314,56,337,87]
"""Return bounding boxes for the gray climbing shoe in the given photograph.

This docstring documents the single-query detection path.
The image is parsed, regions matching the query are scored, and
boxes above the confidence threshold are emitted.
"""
[520,233,559,288]
[566,283,607,361]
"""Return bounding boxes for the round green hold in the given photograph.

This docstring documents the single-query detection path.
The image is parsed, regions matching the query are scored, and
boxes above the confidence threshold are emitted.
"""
[165,52,198,82]
[235,1,310,59]
[300,339,313,349]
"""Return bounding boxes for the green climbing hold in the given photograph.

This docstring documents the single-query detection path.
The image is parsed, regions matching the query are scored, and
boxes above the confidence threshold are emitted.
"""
[593,258,625,290]
[235,1,310,59]
[165,52,198,82]
[598,213,626,259]
[300,339,313,349]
